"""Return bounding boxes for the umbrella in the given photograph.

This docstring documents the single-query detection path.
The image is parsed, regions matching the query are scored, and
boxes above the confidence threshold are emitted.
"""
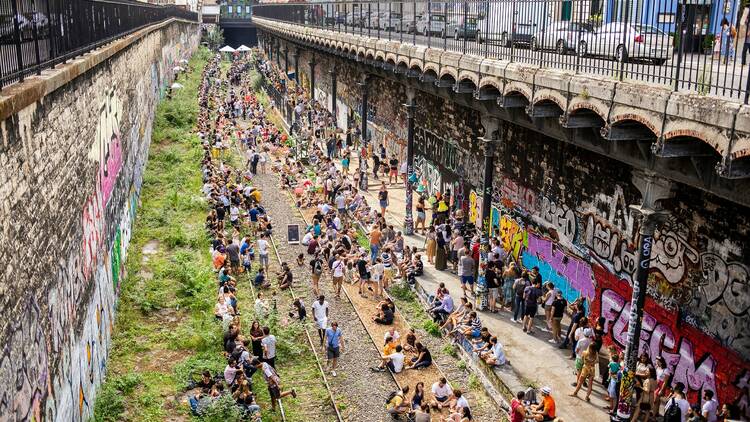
[170,82,184,89]
[219,45,236,52]
[237,44,251,52]
[173,66,184,72]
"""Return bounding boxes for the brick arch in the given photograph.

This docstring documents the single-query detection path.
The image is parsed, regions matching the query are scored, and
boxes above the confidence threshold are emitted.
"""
[663,128,726,156]
[423,62,440,75]
[532,89,566,110]
[408,60,423,73]
[385,53,398,63]
[478,77,503,93]
[457,71,479,86]
[503,82,532,103]
[610,113,661,138]
[439,66,458,81]
[375,51,386,61]
[357,46,367,55]
[397,58,409,68]
[568,101,609,124]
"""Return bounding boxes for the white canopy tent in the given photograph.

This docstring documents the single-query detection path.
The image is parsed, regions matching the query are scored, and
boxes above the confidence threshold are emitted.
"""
[219,45,236,53]
[236,45,251,52]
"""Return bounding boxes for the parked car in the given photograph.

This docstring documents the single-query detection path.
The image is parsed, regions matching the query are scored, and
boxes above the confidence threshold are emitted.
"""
[378,11,402,31]
[577,23,672,65]
[404,14,421,34]
[530,21,594,54]
[476,2,550,46]
[445,15,479,39]
[415,13,446,36]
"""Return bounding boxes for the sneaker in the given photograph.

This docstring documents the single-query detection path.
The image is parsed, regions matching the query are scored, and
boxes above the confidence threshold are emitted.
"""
[291,389,297,398]
[331,370,337,377]
[548,339,557,343]
[510,318,516,322]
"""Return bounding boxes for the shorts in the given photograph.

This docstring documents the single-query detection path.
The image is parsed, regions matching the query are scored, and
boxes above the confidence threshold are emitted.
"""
[580,365,595,379]
[327,346,340,359]
[379,199,389,209]
[471,328,481,338]
[259,254,269,267]
[250,220,258,229]
[435,396,449,403]
[451,251,458,261]
[316,318,328,330]
[230,259,240,268]
[524,304,538,317]
[488,288,499,299]
[417,211,425,221]
[333,276,343,285]
[460,275,474,285]
[268,384,281,399]
[384,268,394,279]
[389,168,398,176]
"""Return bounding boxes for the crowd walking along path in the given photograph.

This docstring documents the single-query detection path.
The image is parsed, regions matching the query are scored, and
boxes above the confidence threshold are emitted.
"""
[252,64,503,421]
[255,51,613,422]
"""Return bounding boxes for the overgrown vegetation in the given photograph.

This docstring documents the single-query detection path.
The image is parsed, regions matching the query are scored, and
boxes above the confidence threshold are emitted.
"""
[95,47,220,422]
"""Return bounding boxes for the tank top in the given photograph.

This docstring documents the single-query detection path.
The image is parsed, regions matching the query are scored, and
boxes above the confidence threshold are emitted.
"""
[510,398,524,422]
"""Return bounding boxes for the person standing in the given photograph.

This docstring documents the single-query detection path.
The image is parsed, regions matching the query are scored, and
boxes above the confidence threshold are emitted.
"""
[252,358,296,412]
[324,322,344,377]
[378,182,389,215]
[261,326,277,368]
[522,279,543,334]
[388,155,399,185]
[331,253,346,299]
[312,295,330,345]
[742,8,750,65]
[257,234,270,273]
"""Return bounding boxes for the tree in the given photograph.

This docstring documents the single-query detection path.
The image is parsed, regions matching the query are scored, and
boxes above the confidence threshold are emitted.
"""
[205,26,225,50]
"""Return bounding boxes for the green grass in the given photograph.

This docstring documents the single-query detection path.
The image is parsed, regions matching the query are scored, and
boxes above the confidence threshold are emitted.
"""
[94,47,222,422]
[98,50,332,422]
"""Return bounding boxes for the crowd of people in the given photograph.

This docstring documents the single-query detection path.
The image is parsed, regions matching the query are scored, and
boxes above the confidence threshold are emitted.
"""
[187,52,303,419]
[180,45,741,422]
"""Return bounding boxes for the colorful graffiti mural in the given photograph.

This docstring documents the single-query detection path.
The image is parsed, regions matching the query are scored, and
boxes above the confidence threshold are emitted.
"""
[593,265,750,415]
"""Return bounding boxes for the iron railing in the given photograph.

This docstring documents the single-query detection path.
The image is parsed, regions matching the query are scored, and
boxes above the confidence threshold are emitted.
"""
[254,0,750,103]
[0,0,198,89]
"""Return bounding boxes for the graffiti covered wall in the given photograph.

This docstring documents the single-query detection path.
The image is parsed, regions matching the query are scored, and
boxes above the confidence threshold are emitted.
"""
[0,21,199,421]
[290,48,750,413]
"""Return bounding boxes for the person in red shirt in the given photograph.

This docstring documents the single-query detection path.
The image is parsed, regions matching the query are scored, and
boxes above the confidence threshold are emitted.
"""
[510,391,527,422]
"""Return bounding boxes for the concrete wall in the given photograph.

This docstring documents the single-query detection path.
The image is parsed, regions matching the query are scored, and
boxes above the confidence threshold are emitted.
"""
[291,48,750,415]
[0,20,199,421]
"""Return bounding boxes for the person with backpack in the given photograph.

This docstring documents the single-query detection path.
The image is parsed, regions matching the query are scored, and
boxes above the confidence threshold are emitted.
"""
[385,386,411,417]
[310,253,323,297]
[664,382,690,422]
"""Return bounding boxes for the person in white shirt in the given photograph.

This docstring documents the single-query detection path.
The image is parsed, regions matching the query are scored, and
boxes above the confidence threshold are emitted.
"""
[702,390,718,422]
[374,345,405,373]
[664,383,691,422]
[331,254,346,299]
[301,231,314,246]
[257,236,270,272]
[431,378,454,410]
[261,327,277,367]
[383,328,400,343]
[312,295,330,344]
[372,258,385,297]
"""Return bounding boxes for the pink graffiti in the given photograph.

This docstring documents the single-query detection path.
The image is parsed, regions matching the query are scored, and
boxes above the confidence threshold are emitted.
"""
[81,191,104,281]
[526,233,595,299]
[98,134,123,206]
[601,289,717,395]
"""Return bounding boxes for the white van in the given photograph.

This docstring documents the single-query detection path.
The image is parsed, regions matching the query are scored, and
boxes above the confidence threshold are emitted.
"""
[477,1,551,46]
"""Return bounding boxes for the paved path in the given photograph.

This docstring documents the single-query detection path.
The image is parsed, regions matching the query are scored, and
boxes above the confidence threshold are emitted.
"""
[341,155,612,422]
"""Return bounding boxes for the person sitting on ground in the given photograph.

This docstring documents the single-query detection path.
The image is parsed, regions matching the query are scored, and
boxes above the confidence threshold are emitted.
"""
[481,336,507,366]
[289,298,306,321]
[431,378,454,410]
[196,370,215,393]
[403,328,418,354]
[372,302,395,325]
[406,342,433,370]
[431,290,454,324]
[373,344,405,374]
[450,389,471,416]
[254,268,270,289]
[385,385,411,417]
[528,386,556,421]
[446,406,472,422]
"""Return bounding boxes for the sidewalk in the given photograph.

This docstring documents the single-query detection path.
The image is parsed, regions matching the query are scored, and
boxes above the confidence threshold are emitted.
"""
[343,155,610,422]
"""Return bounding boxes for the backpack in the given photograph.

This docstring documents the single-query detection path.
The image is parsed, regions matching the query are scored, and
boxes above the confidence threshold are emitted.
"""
[663,398,682,422]
[313,260,323,276]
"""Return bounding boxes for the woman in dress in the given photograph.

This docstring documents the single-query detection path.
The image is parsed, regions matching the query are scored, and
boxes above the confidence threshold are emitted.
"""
[425,226,437,265]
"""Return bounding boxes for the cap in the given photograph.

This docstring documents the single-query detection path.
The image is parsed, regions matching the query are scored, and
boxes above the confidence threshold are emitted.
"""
[540,386,551,395]
[583,328,594,337]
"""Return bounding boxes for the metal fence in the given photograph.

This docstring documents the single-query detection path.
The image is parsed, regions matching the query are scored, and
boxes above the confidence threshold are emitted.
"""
[0,0,198,89]
[254,0,750,103]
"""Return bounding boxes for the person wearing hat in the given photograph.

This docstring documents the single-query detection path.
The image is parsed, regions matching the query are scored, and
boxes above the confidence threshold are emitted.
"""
[573,327,594,378]
[529,386,556,421]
